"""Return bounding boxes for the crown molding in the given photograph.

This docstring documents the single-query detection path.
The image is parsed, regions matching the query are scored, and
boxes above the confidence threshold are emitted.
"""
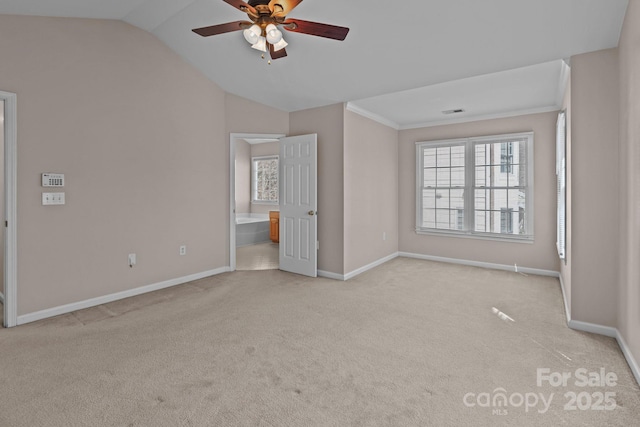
[345,102,400,130]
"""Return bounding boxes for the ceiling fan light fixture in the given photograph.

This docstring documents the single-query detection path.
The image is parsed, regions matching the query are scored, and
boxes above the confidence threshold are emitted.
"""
[243,24,261,44]
[272,38,288,52]
[266,24,283,44]
[251,36,268,52]
[192,0,350,61]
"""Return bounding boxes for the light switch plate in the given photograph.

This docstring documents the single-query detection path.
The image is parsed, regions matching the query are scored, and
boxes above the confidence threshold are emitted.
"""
[42,192,65,205]
[42,173,64,187]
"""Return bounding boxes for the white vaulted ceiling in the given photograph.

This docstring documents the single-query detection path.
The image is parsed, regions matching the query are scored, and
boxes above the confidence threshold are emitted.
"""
[0,0,629,126]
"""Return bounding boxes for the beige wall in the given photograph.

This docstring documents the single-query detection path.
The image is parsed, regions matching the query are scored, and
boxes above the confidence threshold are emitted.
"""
[570,48,619,327]
[0,16,228,315]
[235,139,280,216]
[251,141,280,157]
[398,112,559,271]
[560,72,572,315]
[565,3,640,374]
[250,141,280,216]
[0,100,3,299]
[235,139,251,214]
[290,104,345,275]
[618,0,640,374]
[344,110,398,273]
[225,94,289,136]
[224,93,288,264]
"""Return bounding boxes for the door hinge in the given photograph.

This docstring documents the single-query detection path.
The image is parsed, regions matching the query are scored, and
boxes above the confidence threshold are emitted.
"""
[4,221,7,227]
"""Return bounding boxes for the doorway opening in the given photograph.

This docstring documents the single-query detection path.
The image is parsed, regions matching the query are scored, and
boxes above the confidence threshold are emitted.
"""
[0,100,4,317]
[229,132,318,277]
[230,133,285,272]
[1,90,17,328]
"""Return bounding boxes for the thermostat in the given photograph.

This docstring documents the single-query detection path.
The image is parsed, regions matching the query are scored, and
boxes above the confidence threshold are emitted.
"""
[42,173,64,187]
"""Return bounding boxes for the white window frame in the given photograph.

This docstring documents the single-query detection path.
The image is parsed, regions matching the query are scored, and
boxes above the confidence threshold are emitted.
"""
[415,132,534,242]
[556,111,567,260]
[252,155,279,205]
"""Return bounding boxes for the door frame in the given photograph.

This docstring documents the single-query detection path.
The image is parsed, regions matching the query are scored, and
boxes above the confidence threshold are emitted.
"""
[1,91,18,328]
[229,132,285,271]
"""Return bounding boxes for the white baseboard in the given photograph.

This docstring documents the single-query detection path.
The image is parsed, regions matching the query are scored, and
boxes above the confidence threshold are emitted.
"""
[398,252,560,277]
[558,273,571,323]
[317,270,345,280]
[616,331,640,387]
[320,251,559,281]
[568,319,640,386]
[319,250,558,282]
[318,252,400,281]
[558,274,639,386]
[16,266,232,326]
[344,252,399,280]
[568,319,617,338]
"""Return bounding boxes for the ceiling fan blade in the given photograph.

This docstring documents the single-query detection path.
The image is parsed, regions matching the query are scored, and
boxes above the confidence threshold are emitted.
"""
[269,0,303,17]
[283,19,350,41]
[269,43,288,60]
[222,0,258,16]
[192,20,251,37]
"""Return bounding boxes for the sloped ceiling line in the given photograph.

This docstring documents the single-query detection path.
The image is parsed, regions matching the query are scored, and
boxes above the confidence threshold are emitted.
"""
[0,0,628,126]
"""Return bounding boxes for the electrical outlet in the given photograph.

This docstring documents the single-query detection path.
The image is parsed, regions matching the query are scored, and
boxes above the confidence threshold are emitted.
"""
[128,253,136,267]
[179,245,187,256]
[383,231,387,241]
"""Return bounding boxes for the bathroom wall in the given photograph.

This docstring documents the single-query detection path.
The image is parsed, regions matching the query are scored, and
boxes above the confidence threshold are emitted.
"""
[235,139,280,216]
[235,139,251,214]
[250,141,280,216]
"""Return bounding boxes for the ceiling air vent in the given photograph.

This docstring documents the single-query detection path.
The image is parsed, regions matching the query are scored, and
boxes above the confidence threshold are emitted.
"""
[442,108,466,115]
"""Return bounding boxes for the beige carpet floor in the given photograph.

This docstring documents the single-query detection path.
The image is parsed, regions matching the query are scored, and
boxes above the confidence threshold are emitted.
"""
[0,257,638,426]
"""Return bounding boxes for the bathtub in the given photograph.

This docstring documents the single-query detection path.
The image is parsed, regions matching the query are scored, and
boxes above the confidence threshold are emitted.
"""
[236,213,271,247]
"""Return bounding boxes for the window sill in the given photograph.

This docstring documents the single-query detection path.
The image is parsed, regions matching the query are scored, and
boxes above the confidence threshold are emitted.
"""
[415,229,534,244]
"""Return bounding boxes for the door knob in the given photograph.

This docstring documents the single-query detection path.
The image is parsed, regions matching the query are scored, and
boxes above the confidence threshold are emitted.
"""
[308,211,315,216]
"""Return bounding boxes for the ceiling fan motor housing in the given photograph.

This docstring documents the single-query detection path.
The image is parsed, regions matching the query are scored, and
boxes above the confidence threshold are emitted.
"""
[192,0,350,60]
[248,0,273,8]
[246,0,280,21]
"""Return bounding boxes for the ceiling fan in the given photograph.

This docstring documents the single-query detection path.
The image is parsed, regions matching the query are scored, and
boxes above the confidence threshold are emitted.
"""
[192,0,349,61]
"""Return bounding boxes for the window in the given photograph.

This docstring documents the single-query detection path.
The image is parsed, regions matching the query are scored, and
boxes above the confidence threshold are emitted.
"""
[252,156,279,204]
[500,142,514,173]
[456,209,464,231]
[416,132,533,241]
[500,208,513,234]
[556,111,567,260]
[419,142,466,231]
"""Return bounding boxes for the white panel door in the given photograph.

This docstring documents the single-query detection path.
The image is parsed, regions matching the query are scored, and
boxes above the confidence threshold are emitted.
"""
[279,134,317,277]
